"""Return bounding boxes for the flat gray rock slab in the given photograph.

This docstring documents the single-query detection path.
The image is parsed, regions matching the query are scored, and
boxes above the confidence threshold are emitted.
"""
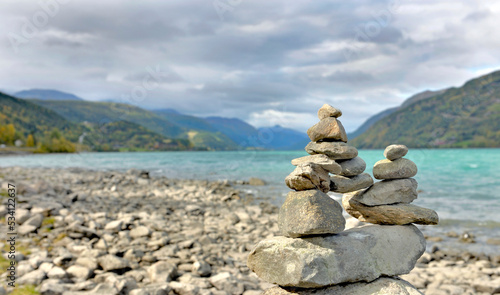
[330,173,373,193]
[354,178,418,206]
[291,154,341,174]
[262,277,423,295]
[248,224,426,288]
[305,142,358,160]
[343,193,439,225]
[373,158,417,180]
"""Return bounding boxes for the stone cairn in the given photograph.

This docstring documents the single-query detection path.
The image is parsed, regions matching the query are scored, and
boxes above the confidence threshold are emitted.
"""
[247,104,439,294]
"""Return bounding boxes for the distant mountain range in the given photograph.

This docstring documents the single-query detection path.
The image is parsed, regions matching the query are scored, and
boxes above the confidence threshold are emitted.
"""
[1,90,308,151]
[348,90,447,139]
[2,69,499,152]
[351,70,500,148]
[14,89,84,101]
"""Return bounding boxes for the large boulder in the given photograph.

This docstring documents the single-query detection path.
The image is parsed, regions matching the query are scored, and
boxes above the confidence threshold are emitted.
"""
[262,277,423,295]
[247,224,426,288]
[305,142,358,160]
[278,190,345,238]
[343,193,439,225]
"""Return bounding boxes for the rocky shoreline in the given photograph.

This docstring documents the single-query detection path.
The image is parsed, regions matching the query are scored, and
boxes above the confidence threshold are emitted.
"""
[0,167,499,295]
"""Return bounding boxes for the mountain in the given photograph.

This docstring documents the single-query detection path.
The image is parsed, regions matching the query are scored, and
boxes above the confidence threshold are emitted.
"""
[351,70,500,148]
[15,89,84,101]
[82,120,190,151]
[0,91,83,142]
[30,100,185,138]
[205,117,259,146]
[257,125,310,150]
[349,89,446,139]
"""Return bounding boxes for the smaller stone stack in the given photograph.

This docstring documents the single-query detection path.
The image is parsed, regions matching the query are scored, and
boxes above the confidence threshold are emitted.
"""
[343,144,439,225]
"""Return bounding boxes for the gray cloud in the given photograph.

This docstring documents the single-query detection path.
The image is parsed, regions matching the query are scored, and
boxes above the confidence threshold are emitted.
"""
[1,0,499,133]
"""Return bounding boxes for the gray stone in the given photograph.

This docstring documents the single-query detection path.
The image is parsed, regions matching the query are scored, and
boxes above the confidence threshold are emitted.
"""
[249,177,266,186]
[67,265,92,280]
[23,213,44,228]
[47,266,67,279]
[354,178,418,206]
[305,142,357,160]
[16,208,31,224]
[373,158,417,180]
[330,173,373,193]
[307,117,348,142]
[262,277,423,295]
[279,190,345,238]
[130,226,151,238]
[247,224,425,288]
[97,255,130,272]
[337,157,366,177]
[285,164,330,193]
[192,260,211,277]
[18,269,47,285]
[169,282,200,295]
[39,279,68,295]
[291,154,341,174]
[104,220,124,232]
[148,261,178,283]
[384,144,409,161]
[18,224,37,235]
[343,193,439,225]
[317,104,342,119]
[209,272,245,295]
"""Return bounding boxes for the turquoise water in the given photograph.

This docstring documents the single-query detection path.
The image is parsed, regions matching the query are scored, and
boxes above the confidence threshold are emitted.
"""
[1,149,499,223]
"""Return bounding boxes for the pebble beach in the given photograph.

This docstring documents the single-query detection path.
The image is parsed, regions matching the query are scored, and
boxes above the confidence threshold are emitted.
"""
[0,166,498,294]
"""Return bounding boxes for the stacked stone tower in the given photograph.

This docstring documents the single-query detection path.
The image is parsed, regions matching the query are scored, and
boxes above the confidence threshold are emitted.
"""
[247,105,438,294]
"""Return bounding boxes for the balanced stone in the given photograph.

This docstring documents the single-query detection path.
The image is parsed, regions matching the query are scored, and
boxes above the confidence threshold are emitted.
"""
[384,144,408,161]
[343,193,439,225]
[337,157,366,177]
[305,142,358,160]
[291,154,341,174]
[247,224,426,288]
[318,104,342,119]
[330,173,373,193]
[307,117,348,143]
[285,164,330,193]
[353,178,418,206]
[278,190,345,238]
[262,277,423,295]
[373,158,417,180]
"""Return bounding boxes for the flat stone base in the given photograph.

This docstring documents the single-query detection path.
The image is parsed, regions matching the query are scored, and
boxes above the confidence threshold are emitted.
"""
[262,277,423,295]
[247,225,426,288]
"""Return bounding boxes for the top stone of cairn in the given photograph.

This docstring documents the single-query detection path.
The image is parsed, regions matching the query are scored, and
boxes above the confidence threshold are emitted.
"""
[318,104,342,120]
[384,144,408,161]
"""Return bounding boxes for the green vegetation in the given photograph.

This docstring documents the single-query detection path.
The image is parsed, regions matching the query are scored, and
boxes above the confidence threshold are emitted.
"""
[10,285,39,295]
[351,70,500,148]
[31,100,185,138]
[83,120,191,151]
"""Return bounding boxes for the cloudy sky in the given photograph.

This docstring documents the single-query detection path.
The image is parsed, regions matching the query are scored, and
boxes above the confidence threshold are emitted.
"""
[1,0,500,132]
